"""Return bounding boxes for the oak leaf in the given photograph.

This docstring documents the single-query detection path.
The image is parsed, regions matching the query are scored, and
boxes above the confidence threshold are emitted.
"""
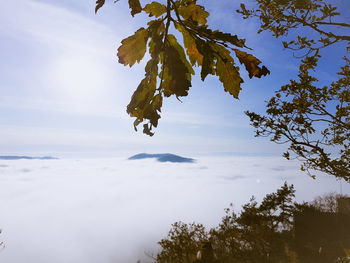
[234,49,270,78]
[128,0,142,17]
[127,58,160,134]
[216,58,243,98]
[195,40,215,81]
[175,23,203,66]
[117,28,149,67]
[161,35,192,97]
[178,3,209,25]
[144,2,167,18]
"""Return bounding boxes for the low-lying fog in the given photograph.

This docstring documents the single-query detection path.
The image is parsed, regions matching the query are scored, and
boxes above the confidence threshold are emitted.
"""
[0,156,349,263]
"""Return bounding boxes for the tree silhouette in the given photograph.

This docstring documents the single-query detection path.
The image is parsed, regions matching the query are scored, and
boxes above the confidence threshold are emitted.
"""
[238,0,349,180]
[153,185,350,263]
[155,221,208,263]
[154,183,300,263]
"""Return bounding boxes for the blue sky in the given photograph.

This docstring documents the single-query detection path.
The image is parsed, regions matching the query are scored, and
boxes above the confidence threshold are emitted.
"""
[0,0,348,157]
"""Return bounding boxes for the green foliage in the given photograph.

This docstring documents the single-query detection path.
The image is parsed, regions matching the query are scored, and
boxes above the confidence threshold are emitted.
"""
[238,0,350,181]
[96,0,270,136]
[154,183,299,263]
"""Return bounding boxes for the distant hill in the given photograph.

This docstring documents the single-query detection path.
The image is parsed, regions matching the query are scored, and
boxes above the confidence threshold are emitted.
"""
[0,156,58,160]
[128,153,195,163]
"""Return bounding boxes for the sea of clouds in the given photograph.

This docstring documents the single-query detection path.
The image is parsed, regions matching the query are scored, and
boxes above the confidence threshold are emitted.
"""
[0,155,349,263]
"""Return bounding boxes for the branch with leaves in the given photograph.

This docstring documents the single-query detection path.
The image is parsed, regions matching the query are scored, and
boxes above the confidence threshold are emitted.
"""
[238,0,350,181]
[96,0,270,136]
[246,56,350,181]
[238,0,350,57]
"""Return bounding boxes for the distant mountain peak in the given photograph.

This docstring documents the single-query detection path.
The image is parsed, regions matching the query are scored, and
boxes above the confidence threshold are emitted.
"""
[128,153,195,163]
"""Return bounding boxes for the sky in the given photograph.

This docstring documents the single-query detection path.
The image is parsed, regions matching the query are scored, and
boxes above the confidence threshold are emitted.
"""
[0,0,347,157]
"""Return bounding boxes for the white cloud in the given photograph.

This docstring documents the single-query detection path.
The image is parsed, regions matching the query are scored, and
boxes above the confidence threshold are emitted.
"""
[0,157,348,263]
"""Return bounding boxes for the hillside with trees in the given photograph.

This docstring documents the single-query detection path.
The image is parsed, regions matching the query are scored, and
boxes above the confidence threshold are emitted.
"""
[151,184,350,263]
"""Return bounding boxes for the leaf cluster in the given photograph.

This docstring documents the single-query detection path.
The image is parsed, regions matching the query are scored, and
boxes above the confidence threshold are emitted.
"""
[96,0,270,135]
[154,183,299,263]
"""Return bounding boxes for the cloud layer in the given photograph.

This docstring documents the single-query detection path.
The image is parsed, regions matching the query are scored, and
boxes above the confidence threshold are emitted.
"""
[0,156,348,263]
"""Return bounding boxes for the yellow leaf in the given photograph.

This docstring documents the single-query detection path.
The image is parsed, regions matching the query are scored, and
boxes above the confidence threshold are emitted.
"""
[160,37,192,97]
[128,0,142,17]
[175,23,203,66]
[148,20,165,58]
[144,2,167,18]
[167,34,194,75]
[234,49,270,78]
[118,28,148,67]
[216,58,243,99]
[211,43,234,63]
[178,4,209,25]
[152,93,163,112]
[127,58,160,132]
[196,41,215,81]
